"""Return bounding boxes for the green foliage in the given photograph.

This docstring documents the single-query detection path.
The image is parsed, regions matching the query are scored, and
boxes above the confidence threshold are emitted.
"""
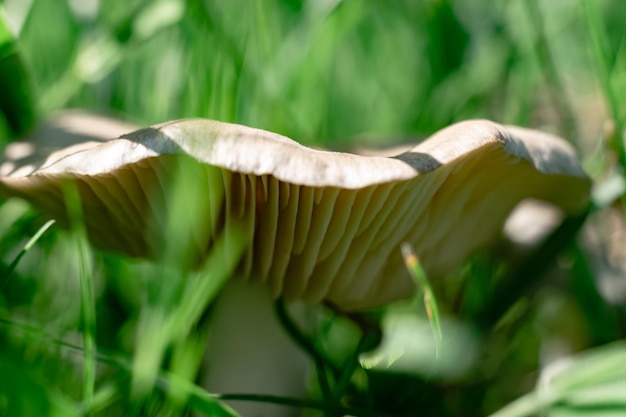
[1,0,626,416]
[489,341,626,417]
[0,359,78,417]
[0,14,37,139]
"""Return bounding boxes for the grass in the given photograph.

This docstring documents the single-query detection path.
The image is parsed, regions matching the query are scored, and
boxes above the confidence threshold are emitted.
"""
[1,0,626,416]
[63,180,97,411]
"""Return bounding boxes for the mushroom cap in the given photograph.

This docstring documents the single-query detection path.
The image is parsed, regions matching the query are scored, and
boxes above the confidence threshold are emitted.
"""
[0,118,591,310]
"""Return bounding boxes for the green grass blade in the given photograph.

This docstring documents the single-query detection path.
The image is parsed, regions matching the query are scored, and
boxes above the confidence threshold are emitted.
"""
[132,160,249,406]
[62,181,96,412]
[1,219,55,288]
[275,299,335,401]
[324,330,379,417]
[0,316,241,417]
[80,383,119,416]
[217,393,394,417]
[401,242,443,356]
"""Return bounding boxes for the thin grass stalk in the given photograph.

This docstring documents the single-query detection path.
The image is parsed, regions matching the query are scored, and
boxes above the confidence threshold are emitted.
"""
[62,181,96,412]
[323,331,378,417]
[1,219,54,289]
[216,393,396,417]
[402,242,443,355]
[275,299,335,400]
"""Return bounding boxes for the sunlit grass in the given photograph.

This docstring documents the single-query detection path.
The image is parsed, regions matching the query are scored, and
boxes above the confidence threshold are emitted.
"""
[1,0,626,416]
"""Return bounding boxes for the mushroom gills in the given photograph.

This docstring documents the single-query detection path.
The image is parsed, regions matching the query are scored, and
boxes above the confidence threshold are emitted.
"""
[0,119,591,310]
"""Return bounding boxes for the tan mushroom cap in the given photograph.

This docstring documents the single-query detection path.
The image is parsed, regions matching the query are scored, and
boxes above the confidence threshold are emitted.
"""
[0,118,590,310]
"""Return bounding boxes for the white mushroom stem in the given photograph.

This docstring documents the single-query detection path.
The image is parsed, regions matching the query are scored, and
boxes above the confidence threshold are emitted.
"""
[203,279,311,417]
[504,199,564,248]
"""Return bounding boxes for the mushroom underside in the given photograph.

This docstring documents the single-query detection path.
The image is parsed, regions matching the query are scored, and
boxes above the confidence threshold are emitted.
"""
[0,138,589,310]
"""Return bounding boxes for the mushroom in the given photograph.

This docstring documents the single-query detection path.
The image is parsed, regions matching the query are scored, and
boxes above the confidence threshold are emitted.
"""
[0,116,591,415]
[0,118,591,309]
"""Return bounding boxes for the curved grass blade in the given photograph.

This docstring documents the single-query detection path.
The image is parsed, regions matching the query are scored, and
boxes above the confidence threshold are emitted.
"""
[62,180,96,411]
[401,242,443,356]
[275,299,335,401]
[0,219,55,289]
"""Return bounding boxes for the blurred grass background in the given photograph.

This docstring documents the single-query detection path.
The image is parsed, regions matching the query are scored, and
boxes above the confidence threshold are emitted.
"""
[1,0,626,416]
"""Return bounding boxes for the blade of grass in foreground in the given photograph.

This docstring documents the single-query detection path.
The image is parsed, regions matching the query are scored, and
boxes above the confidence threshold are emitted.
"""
[131,161,249,410]
[1,219,55,289]
[63,181,96,411]
[1,317,394,417]
[275,299,335,401]
[401,242,442,356]
[0,316,240,417]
